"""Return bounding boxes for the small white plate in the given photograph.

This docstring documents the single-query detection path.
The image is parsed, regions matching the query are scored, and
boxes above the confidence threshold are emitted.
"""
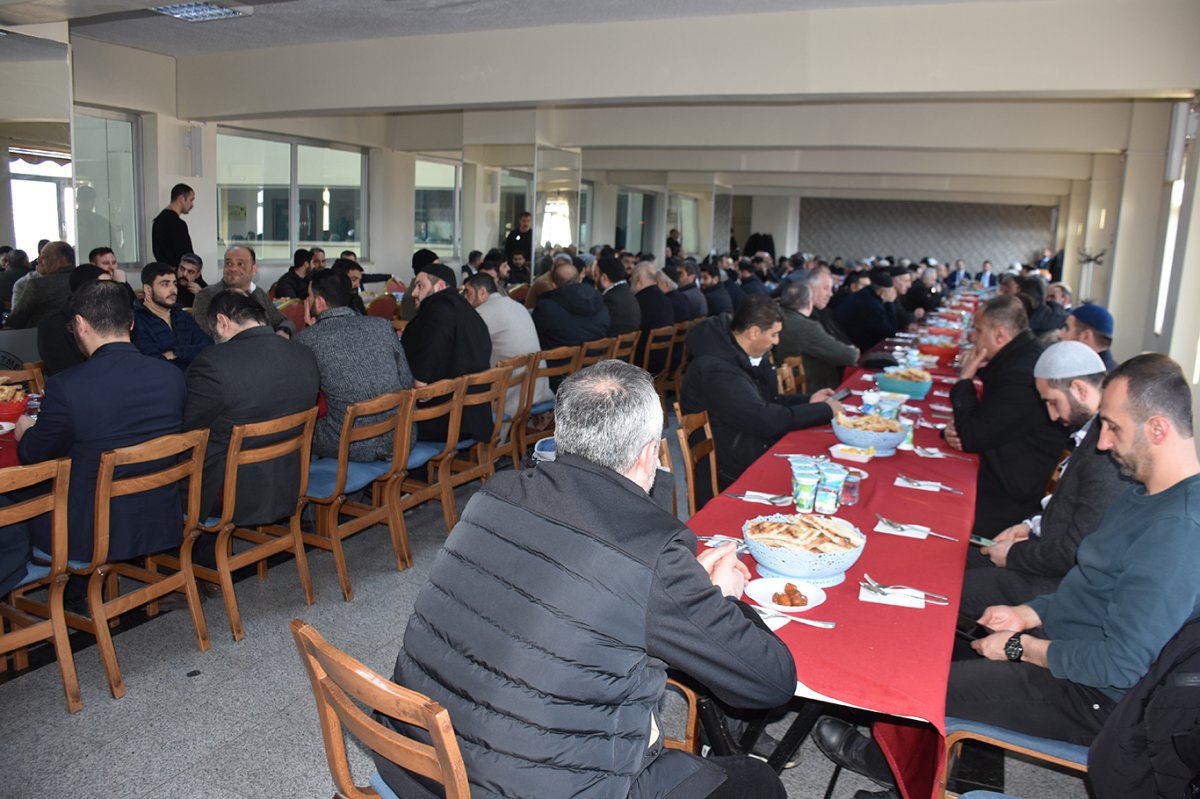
[0,422,15,435]
[846,466,869,481]
[744,577,827,614]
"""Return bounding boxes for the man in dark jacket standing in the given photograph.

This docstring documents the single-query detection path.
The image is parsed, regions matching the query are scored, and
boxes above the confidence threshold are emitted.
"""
[151,183,194,267]
[597,255,641,335]
[377,360,795,799]
[401,261,492,442]
[681,295,840,496]
[946,295,1070,538]
[531,260,609,348]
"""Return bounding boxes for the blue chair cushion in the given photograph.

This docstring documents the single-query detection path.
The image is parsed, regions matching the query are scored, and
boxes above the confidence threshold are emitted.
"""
[407,441,443,470]
[944,717,1088,766]
[308,457,393,500]
[32,546,91,572]
[529,400,555,416]
[457,438,476,451]
[368,772,403,799]
[16,561,51,588]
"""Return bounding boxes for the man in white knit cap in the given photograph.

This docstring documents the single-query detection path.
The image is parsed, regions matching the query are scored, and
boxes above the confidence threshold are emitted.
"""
[960,340,1131,618]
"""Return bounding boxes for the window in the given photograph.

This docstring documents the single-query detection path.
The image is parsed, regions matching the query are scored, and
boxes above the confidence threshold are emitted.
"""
[73,110,140,264]
[667,193,700,258]
[216,131,366,262]
[499,170,532,249]
[578,181,593,252]
[616,189,656,255]
[414,159,458,260]
[8,150,72,254]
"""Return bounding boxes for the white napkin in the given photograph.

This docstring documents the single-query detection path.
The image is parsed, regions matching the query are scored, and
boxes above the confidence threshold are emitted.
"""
[760,614,792,631]
[894,476,941,491]
[915,447,949,459]
[839,404,862,413]
[858,584,925,608]
[873,520,930,539]
[930,403,954,413]
[932,390,950,398]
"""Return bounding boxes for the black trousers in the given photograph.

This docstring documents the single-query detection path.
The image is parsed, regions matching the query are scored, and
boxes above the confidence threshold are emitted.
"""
[959,547,1060,620]
[704,756,786,799]
[946,658,1117,744]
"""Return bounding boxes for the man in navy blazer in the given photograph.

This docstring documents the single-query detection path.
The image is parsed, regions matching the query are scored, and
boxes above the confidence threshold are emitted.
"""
[16,280,187,564]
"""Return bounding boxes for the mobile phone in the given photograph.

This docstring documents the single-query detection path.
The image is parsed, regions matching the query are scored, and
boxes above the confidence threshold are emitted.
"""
[969,535,995,547]
[955,614,990,642]
[832,388,852,401]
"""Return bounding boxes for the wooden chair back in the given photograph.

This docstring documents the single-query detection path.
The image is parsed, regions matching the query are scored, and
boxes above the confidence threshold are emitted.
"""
[611,329,640,364]
[385,278,406,294]
[494,353,536,469]
[777,355,807,396]
[460,365,513,461]
[1045,447,1072,494]
[658,437,677,518]
[291,619,471,799]
[578,337,617,369]
[537,344,582,383]
[277,299,307,333]
[640,325,676,377]
[673,402,719,517]
[0,458,79,712]
[402,378,468,532]
[213,408,318,529]
[326,392,414,500]
[0,363,45,395]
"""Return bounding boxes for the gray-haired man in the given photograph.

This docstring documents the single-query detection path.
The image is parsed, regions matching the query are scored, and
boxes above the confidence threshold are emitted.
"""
[377,359,795,799]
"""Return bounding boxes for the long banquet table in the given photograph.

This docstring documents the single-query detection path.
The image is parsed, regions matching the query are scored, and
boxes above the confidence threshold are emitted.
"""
[686,364,979,799]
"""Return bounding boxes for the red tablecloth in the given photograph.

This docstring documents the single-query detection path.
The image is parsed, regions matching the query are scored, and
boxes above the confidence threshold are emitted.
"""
[0,432,19,469]
[686,366,978,799]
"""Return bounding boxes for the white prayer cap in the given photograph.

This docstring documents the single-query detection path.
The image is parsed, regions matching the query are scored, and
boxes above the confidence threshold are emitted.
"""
[1034,341,1106,380]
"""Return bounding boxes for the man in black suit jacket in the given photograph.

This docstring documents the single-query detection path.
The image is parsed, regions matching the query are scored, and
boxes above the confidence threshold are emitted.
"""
[17,281,187,564]
[596,256,641,335]
[631,263,675,374]
[401,262,493,442]
[960,342,1130,617]
[185,290,320,526]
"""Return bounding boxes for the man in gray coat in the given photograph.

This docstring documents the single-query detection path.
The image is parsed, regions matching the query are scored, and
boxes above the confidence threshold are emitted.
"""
[7,241,74,329]
[192,245,295,338]
[296,270,412,460]
[773,277,860,392]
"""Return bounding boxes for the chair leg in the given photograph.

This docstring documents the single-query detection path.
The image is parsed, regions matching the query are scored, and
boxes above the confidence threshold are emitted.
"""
[87,570,125,700]
[385,477,412,570]
[145,555,160,618]
[47,577,82,713]
[214,527,245,642]
[179,532,211,653]
[289,512,315,606]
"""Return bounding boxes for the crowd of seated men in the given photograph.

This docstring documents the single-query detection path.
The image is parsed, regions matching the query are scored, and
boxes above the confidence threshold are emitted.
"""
[0,225,1195,799]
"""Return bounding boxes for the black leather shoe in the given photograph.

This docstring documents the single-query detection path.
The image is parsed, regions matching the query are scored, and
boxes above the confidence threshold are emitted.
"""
[812,716,896,787]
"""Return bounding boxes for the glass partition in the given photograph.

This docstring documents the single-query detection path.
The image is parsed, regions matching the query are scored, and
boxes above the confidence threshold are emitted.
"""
[298,144,364,255]
[73,110,139,264]
[414,158,458,260]
[0,31,72,255]
[712,188,733,256]
[533,145,582,260]
[668,192,701,258]
[616,189,657,256]
[462,144,534,280]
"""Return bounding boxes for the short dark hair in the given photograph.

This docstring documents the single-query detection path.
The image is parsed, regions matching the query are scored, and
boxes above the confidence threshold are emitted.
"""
[88,247,114,263]
[700,260,722,279]
[179,253,203,270]
[598,256,625,284]
[465,272,498,296]
[518,211,531,220]
[71,280,133,337]
[482,247,505,265]
[331,258,362,276]
[980,295,1029,337]
[779,280,811,311]
[141,262,176,286]
[292,248,312,269]
[170,183,193,202]
[206,289,267,329]
[340,250,357,259]
[1104,353,1193,438]
[225,244,256,264]
[468,250,483,264]
[731,294,784,333]
[310,246,325,257]
[308,269,353,309]
[41,242,76,273]
[1044,371,1106,394]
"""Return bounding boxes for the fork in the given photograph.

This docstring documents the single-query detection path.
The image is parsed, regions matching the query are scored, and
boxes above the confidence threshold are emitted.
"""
[914,446,972,462]
[751,605,837,629]
[897,474,963,494]
[862,572,949,603]
[723,492,792,506]
[874,512,959,542]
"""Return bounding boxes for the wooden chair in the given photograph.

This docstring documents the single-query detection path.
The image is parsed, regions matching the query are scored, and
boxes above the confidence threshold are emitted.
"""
[399,377,466,533]
[290,619,471,799]
[611,329,641,364]
[0,459,80,712]
[938,717,1088,798]
[0,362,45,394]
[304,392,416,601]
[640,325,677,397]
[663,677,702,754]
[777,355,807,396]
[577,337,617,369]
[661,320,696,401]
[517,345,581,457]
[673,402,719,517]
[446,366,512,502]
[278,298,307,332]
[493,353,536,469]
[385,277,406,294]
[190,408,318,642]
[658,437,677,518]
[366,294,397,320]
[11,431,211,700]
[1045,447,1072,494]
[391,318,408,335]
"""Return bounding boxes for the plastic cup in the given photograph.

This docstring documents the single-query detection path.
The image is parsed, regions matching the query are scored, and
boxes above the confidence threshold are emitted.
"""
[842,474,861,505]
[792,472,820,513]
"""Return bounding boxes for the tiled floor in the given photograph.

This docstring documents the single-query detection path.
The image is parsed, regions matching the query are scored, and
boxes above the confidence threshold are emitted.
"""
[0,454,1091,798]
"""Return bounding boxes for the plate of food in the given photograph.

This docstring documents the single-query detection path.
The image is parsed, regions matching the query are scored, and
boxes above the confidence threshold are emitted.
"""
[744,577,827,613]
[742,513,866,586]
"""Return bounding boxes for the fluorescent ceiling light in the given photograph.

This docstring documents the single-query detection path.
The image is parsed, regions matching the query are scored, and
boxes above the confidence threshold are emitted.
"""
[152,3,251,22]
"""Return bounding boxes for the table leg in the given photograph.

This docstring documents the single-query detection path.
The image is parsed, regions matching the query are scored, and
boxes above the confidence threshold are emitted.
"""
[767,699,826,773]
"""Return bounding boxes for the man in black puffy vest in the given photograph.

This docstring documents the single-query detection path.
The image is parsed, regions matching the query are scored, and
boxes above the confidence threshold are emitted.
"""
[376,359,796,799]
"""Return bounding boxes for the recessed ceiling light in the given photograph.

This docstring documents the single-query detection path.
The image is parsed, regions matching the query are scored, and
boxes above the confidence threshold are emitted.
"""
[152,3,252,22]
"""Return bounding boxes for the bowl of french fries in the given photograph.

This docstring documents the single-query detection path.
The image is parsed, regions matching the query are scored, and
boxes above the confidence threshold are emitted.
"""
[0,385,29,423]
[832,411,907,456]
[876,366,934,399]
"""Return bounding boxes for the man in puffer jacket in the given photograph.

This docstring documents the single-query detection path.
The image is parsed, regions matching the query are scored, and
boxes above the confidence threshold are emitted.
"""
[532,259,610,349]
[376,360,796,799]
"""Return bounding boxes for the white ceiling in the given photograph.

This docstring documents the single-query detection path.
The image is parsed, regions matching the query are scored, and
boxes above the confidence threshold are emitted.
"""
[0,0,1030,56]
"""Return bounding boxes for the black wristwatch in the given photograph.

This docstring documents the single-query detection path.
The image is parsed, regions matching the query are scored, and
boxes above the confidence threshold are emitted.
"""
[1004,633,1024,662]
